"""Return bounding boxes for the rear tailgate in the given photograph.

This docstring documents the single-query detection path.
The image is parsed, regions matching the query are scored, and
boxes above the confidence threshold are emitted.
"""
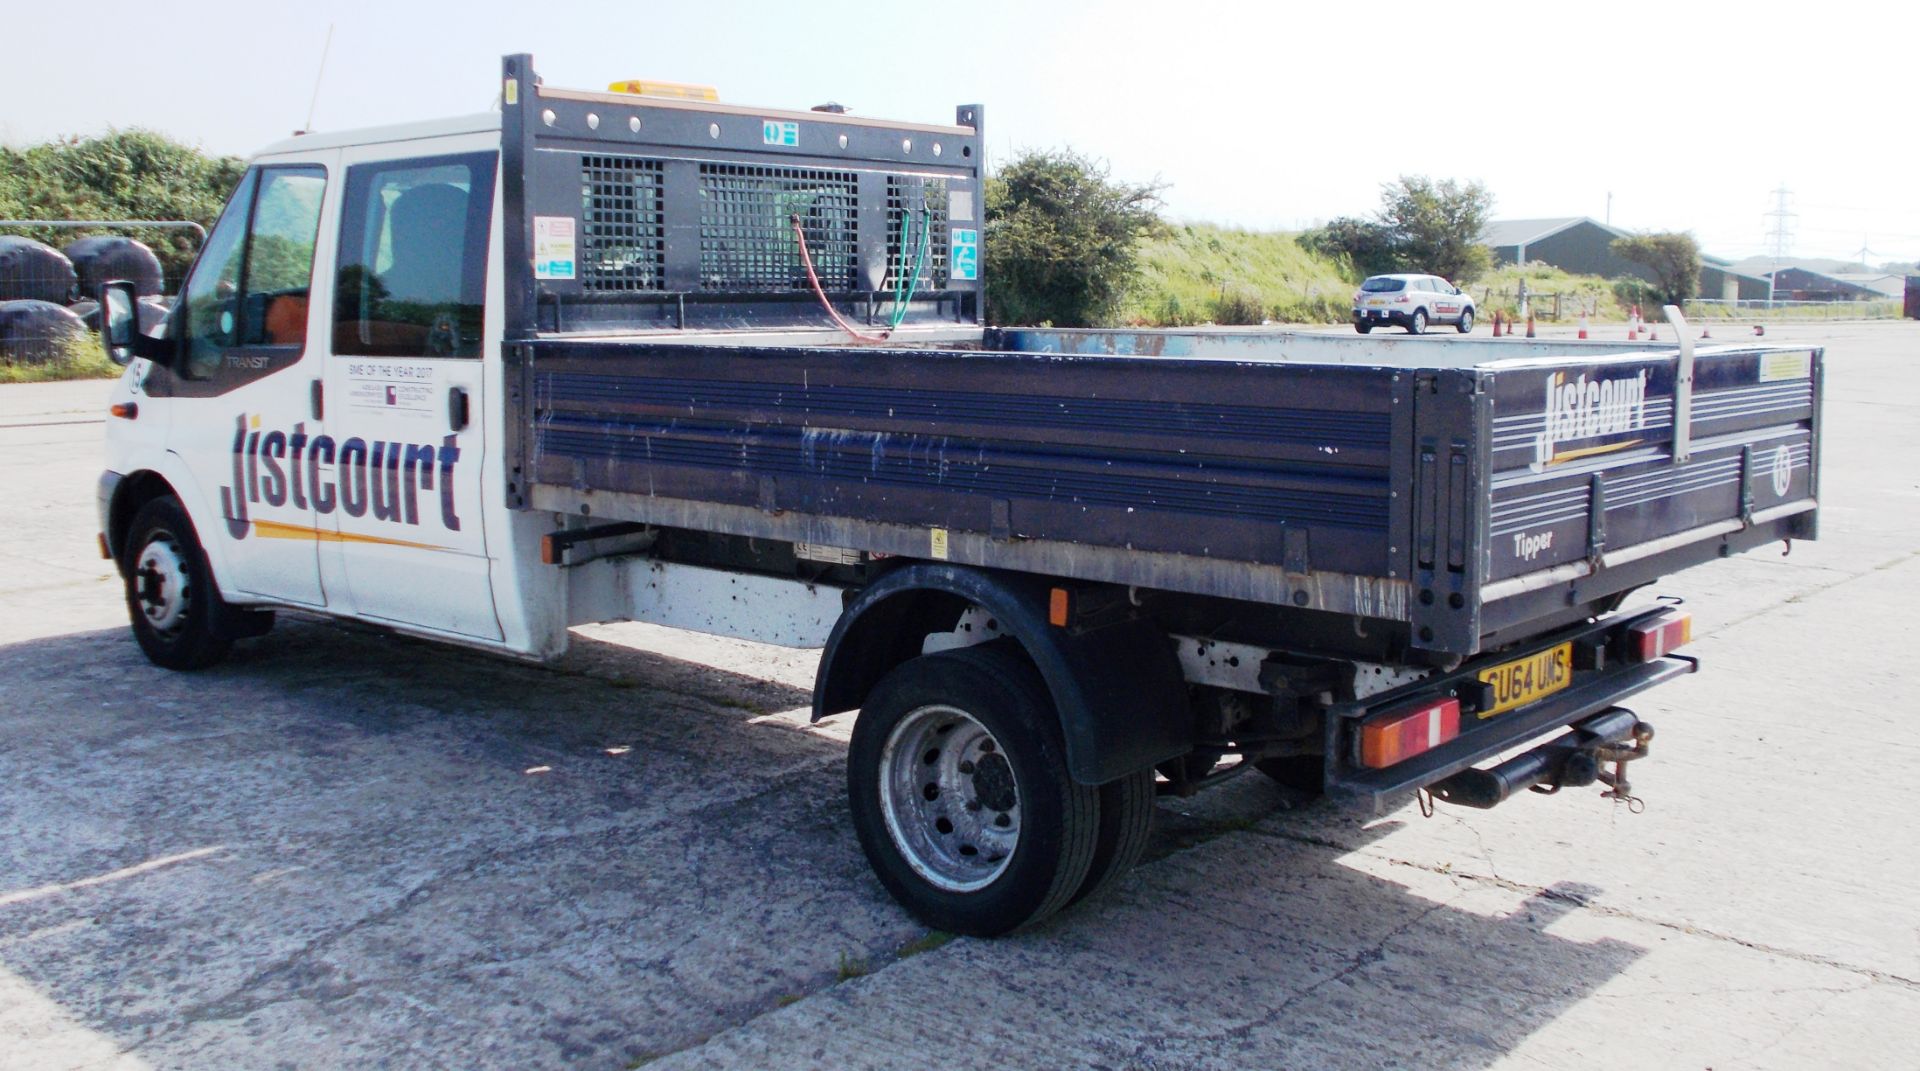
[1477,344,1821,638]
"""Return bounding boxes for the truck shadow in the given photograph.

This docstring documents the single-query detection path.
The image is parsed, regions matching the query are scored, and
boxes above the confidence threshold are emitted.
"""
[0,618,1641,1070]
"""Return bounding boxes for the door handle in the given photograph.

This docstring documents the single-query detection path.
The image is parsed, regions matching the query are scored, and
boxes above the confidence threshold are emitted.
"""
[310,379,324,420]
[448,386,469,432]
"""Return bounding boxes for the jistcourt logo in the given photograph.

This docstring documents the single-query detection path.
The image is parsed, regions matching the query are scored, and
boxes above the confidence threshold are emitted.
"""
[1530,369,1652,471]
[218,414,462,543]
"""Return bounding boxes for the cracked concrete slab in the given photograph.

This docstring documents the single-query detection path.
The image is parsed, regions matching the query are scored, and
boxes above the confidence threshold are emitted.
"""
[4,322,1918,1070]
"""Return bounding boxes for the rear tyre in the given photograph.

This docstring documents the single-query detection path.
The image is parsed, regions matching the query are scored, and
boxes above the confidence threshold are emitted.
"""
[848,644,1100,936]
[1456,309,1474,334]
[1068,766,1156,907]
[1408,309,1428,335]
[123,495,238,670]
[1354,322,1372,334]
[1254,755,1326,805]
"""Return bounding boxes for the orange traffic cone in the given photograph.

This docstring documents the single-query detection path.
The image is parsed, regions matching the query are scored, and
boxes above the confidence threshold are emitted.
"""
[1700,326,1711,339]
[1525,313,1536,338]
[1492,311,1503,337]
[1577,315,1589,339]
[1753,324,1765,336]
[1647,325,1658,340]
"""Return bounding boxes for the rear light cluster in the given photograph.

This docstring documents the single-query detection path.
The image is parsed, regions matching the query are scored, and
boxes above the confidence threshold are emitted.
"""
[1360,697,1461,769]
[1626,609,1692,662]
[1354,608,1692,772]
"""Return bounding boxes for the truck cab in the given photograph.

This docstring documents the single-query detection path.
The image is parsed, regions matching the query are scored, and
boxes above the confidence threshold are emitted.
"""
[101,113,570,665]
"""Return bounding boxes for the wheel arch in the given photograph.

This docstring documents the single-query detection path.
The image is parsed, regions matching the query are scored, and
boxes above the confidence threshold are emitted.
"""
[815,563,1190,785]
[106,470,183,576]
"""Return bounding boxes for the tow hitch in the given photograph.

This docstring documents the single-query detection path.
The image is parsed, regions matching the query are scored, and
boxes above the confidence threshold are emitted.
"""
[1424,707,1655,811]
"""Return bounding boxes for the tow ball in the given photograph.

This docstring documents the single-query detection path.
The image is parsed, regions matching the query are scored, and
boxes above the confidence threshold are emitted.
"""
[1426,708,1654,810]
[1588,722,1655,811]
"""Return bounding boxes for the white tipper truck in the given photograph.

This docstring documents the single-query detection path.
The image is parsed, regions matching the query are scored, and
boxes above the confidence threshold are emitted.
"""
[94,55,1821,935]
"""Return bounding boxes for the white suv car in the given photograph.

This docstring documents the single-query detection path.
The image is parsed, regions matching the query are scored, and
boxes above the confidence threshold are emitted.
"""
[1352,273,1475,334]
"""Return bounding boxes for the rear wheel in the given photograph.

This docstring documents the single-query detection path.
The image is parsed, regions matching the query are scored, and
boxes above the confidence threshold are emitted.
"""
[848,645,1100,936]
[1457,309,1474,334]
[1255,755,1326,805]
[1407,309,1428,335]
[123,496,243,670]
[1070,766,1156,907]
[1353,321,1372,334]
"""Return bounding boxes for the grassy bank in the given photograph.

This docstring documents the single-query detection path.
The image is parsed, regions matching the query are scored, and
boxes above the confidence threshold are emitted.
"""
[0,334,120,383]
[1124,224,1354,326]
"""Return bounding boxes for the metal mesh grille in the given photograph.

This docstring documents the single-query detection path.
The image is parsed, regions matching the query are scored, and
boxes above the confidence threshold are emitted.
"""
[580,155,666,292]
[886,177,950,291]
[698,164,858,292]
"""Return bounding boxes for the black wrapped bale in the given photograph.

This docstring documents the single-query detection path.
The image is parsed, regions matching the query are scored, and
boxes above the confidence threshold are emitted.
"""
[63,235,166,299]
[0,237,78,304]
[0,299,89,366]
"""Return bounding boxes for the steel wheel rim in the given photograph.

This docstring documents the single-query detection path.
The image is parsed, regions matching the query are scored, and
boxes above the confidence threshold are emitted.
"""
[134,535,191,635]
[879,704,1021,892]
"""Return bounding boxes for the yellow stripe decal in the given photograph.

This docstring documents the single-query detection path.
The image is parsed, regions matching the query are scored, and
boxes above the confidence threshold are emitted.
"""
[249,519,448,550]
[1546,439,1643,466]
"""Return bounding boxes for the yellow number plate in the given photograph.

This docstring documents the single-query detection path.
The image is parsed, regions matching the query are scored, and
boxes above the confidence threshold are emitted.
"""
[1476,642,1573,719]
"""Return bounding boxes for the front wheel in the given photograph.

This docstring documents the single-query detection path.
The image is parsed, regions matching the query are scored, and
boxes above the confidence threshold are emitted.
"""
[848,645,1100,936]
[1456,309,1474,334]
[122,496,235,670]
[1407,309,1428,335]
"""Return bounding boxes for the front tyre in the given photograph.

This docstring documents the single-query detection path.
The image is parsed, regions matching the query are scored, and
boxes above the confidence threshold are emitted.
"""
[848,645,1100,936]
[1457,309,1474,334]
[123,496,238,670]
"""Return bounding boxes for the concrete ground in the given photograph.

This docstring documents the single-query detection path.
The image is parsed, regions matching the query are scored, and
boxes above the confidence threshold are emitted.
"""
[1,321,1916,1070]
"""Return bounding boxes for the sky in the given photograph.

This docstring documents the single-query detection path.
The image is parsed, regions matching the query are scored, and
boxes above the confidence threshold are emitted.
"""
[3,0,1914,264]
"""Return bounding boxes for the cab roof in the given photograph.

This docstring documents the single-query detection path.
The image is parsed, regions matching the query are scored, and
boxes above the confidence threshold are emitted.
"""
[253,112,501,159]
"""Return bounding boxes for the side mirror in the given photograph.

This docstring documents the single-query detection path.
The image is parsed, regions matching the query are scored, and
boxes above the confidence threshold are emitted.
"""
[100,280,173,367]
[102,281,138,365]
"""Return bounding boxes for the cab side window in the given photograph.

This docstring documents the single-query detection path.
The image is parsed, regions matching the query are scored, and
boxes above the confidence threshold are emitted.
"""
[333,152,497,359]
[180,166,327,381]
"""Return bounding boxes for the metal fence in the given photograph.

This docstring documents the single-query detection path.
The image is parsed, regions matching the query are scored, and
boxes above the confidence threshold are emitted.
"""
[1476,289,1607,320]
[1474,290,1904,322]
[1,221,194,371]
[1683,297,1902,320]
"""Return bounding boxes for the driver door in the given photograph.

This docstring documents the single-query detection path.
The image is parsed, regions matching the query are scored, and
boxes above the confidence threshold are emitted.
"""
[162,162,332,606]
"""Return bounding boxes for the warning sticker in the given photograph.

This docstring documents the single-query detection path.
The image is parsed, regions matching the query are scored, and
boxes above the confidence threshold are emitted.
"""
[930,528,950,560]
[950,229,978,281]
[534,216,577,280]
[1759,351,1811,382]
[344,360,437,419]
[762,120,799,147]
